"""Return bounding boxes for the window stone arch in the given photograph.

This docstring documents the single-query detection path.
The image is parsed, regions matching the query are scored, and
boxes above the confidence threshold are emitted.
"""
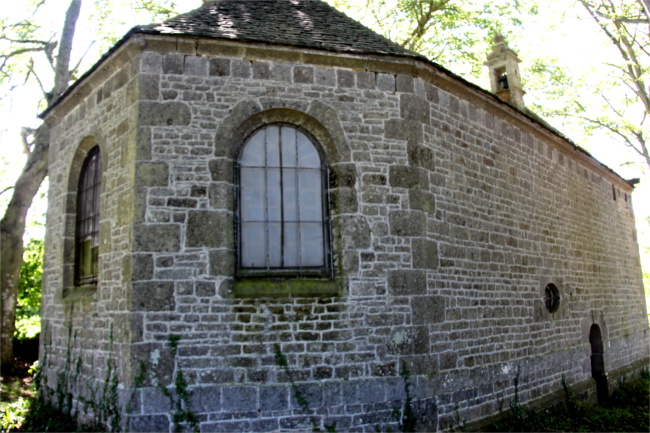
[61,137,104,300]
[211,104,353,295]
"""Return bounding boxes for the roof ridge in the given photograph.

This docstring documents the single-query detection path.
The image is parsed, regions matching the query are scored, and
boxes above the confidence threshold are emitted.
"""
[133,0,421,58]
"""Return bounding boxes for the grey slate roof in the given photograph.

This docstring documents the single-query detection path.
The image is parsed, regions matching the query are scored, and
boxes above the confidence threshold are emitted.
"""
[134,0,421,58]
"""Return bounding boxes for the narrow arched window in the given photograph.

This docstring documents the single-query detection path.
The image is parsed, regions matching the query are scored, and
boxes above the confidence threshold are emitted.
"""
[236,124,331,276]
[75,146,102,285]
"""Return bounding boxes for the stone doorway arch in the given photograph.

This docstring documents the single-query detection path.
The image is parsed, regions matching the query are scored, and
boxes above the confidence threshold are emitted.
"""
[589,324,608,404]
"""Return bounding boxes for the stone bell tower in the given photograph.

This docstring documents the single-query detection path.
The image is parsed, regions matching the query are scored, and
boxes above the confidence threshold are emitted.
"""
[485,33,525,110]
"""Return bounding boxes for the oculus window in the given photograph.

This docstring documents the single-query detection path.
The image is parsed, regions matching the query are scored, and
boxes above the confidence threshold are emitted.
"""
[75,146,102,286]
[236,124,331,276]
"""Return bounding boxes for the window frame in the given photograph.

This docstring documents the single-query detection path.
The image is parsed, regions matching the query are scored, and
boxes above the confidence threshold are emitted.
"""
[74,146,102,286]
[234,123,332,278]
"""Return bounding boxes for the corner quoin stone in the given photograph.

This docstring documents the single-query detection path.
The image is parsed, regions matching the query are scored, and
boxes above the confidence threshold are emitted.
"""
[388,269,427,296]
[138,101,191,126]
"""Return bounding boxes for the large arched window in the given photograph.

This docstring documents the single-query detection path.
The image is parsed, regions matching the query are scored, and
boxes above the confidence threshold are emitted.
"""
[75,146,102,285]
[236,124,331,276]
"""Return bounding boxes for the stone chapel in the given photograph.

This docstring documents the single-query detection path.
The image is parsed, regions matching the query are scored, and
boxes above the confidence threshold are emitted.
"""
[40,0,649,431]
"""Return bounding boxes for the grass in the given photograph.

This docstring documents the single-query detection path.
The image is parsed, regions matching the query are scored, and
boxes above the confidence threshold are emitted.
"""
[487,371,650,432]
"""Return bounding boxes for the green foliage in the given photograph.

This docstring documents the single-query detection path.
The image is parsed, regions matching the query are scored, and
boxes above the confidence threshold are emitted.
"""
[89,0,183,52]
[163,335,200,433]
[273,344,335,432]
[330,0,536,79]
[392,363,417,432]
[488,371,650,432]
[15,238,43,341]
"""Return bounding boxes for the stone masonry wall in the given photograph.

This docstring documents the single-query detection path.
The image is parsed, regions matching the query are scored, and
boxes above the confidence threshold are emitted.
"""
[42,35,649,432]
[41,45,142,408]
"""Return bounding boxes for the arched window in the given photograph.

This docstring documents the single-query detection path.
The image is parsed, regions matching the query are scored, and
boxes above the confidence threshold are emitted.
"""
[236,124,331,276]
[75,146,102,285]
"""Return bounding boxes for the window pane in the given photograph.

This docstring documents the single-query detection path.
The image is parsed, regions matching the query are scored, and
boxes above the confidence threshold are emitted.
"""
[281,126,297,168]
[76,147,101,284]
[282,168,298,222]
[238,125,328,273]
[241,222,266,267]
[267,168,281,222]
[297,132,321,168]
[298,169,322,221]
[266,125,280,167]
[240,167,265,221]
[283,222,299,267]
[300,222,325,266]
[267,222,282,267]
[240,130,265,167]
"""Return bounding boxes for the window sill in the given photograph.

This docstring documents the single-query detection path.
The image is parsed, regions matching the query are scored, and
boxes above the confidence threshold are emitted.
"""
[62,283,97,302]
[232,278,342,298]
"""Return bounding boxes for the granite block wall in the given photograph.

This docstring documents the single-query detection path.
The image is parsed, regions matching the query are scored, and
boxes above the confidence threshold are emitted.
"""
[41,36,649,432]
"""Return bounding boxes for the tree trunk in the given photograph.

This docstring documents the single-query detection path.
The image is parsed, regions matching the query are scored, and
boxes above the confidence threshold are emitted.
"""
[0,0,81,374]
[1,127,49,373]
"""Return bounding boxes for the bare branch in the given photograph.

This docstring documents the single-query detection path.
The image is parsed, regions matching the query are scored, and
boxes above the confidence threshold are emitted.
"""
[20,127,35,156]
[0,186,14,197]
[69,40,95,78]
[52,0,82,99]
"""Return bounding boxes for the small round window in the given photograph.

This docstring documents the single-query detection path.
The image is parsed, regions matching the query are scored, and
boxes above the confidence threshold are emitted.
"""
[544,283,561,313]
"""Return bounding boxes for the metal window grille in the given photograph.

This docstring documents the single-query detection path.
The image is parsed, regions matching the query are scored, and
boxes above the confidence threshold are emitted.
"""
[235,124,331,277]
[75,146,102,285]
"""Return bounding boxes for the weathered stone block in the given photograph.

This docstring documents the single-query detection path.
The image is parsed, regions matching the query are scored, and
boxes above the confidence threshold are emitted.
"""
[330,187,358,213]
[196,281,216,297]
[337,69,354,87]
[389,210,425,237]
[184,56,208,76]
[400,94,429,124]
[186,211,232,248]
[128,414,169,433]
[294,65,314,83]
[411,295,445,324]
[136,127,152,160]
[208,158,234,181]
[259,385,289,411]
[395,74,414,93]
[389,165,423,189]
[387,269,426,296]
[131,342,174,387]
[134,161,169,187]
[132,254,154,281]
[140,51,162,73]
[138,101,191,126]
[330,163,356,188]
[209,249,234,276]
[132,282,175,311]
[356,71,375,89]
[209,58,231,76]
[407,142,435,171]
[342,215,371,249]
[222,386,257,412]
[377,72,395,92]
[409,189,435,213]
[139,74,159,100]
[208,182,234,210]
[162,53,184,74]
[189,386,222,412]
[134,224,181,252]
[314,66,335,86]
[252,61,271,79]
[412,238,438,270]
[386,326,429,355]
[141,388,172,412]
[232,59,252,78]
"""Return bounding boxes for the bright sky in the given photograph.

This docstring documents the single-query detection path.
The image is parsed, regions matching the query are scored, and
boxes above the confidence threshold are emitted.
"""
[1,0,648,269]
